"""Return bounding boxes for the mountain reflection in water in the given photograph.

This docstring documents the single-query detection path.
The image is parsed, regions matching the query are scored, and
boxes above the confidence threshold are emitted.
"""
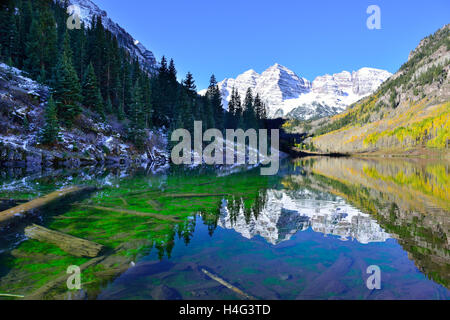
[0,157,448,300]
[219,190,390,245]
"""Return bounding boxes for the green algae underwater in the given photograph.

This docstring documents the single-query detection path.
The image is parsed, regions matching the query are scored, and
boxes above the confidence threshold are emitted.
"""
[0,158,449,300]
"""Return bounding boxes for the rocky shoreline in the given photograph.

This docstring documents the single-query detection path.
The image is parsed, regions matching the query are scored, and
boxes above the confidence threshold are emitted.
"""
[0,63,168,170]
[0,136,169,170]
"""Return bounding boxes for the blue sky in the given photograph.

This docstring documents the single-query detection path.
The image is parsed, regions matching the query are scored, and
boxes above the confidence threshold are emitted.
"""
[95,0,449,89]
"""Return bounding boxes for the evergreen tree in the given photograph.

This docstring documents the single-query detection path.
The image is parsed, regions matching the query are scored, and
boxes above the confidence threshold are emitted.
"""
[244,88,253,111]
[117,101,125,120]
[17,0,33,69]
[105,95,113,114]
[141,76,153,128]
[181,72,197,131]
[159,56,168,75]
[24,18,42,79]
[153,56,173,127]
[225,87,237,129]
[0,1,18,62]
[70,21,86,81]
[9,3,20,65]
[243,87,257,129]
[233,90,243,128]
[0,2,10,59]
[178,87,194,132]
[122,59,133,114]
[182,72,197,96]
[53,31,82,126]
[108,37,121,109]
[128,81,147,149]
[91,15,108,97]
[40,95,60,145]
[203,97,215,129]
[168,58,177,82]
[253,93,267,127]
[83,63,104,115]
[40,6,58,79]
[206,75,224,129]
[166,59,179,126]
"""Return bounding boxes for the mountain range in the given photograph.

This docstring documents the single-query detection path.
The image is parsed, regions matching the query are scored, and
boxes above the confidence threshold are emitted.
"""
[69,0,392,122]
[69,0,159,73]
[201,64,392,120]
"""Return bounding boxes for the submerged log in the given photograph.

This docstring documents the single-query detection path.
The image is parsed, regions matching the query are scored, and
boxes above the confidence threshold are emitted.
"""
[24,224,104,258]
[124,189,161,197]
[79,205,181,222]
[25,254,108,300]
[147,199,163,211]
[0,293,24,298]
[0,186,95,226]
[26,238,154,300]
[118,197,128,206]
[201,268,256,300]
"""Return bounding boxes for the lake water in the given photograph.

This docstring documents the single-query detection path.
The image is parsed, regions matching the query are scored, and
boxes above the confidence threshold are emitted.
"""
[0,157,448,300]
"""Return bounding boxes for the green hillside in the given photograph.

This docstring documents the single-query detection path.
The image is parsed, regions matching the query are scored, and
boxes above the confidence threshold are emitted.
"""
[310,25,450,156]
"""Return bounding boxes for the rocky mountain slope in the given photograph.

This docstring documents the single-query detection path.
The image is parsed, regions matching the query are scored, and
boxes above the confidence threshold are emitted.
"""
[202,64,391,120]
[0,63,167,169]
[310,24,450,155]
[69,0,159,73]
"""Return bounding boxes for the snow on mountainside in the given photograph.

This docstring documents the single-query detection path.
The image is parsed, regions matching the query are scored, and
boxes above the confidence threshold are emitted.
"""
[0,63,168,169]
[218,189,390,245]
[202,64,392,120]
[68,0,158,73]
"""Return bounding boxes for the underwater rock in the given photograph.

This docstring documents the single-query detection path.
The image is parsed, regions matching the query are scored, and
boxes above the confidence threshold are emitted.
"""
[150,285,182,300]
[278,274,293,281]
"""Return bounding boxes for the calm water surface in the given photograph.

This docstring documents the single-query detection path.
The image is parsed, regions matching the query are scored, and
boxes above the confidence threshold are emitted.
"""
[0,157,448,300]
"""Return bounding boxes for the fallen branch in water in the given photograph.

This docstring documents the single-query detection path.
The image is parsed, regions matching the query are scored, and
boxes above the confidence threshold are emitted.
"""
[147,199,163,211]
[79,205,180,222]
[52,215,103,220]
[0,293,24,298]
[26,240,151,300]
[201,268,256,300]
[118,197,128,206]
[25,255,108,300]
[123,190,161,197]
[0,186,96,226]
[25,224,104,258]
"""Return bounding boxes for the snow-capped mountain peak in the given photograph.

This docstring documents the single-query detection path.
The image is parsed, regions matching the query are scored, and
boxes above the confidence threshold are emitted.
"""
[257,63,311,103]
[68,0,158,73]
[206,64,391,119]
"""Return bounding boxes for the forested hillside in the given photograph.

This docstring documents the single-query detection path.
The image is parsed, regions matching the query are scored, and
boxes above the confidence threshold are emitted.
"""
[309,25,449,156]
[0,0,267,168]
